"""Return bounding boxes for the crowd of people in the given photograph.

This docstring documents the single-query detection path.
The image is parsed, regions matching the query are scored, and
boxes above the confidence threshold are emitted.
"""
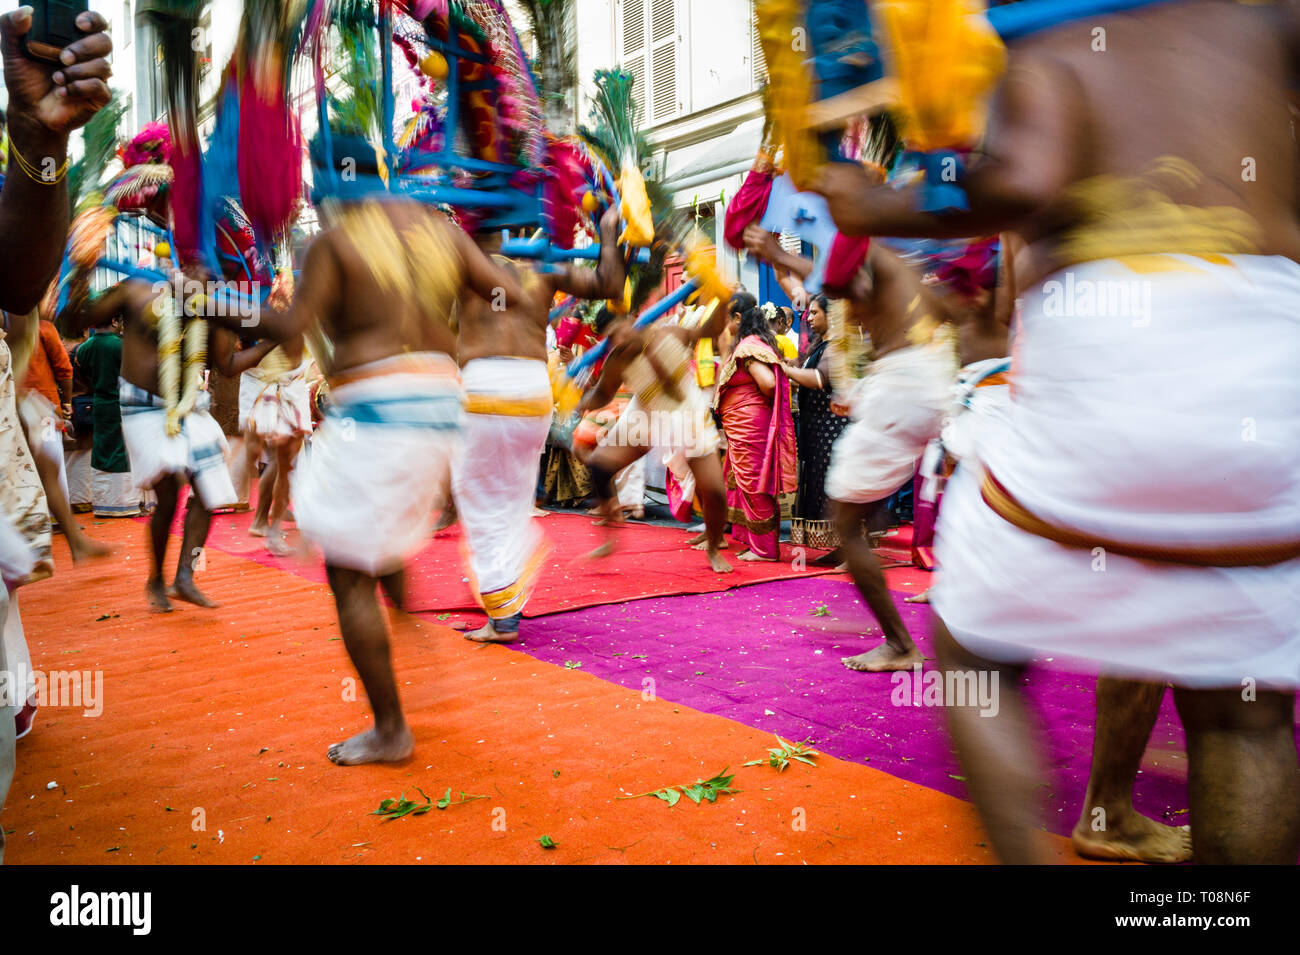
[0,0,1297,869]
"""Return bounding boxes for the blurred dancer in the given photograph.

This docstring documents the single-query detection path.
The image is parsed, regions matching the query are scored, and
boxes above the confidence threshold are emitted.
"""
[817,0,1300,864]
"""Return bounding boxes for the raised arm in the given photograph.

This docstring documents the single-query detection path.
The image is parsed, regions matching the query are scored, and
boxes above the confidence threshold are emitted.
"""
[453,226,527,308]
[210,329,277,377]
[0,9,112,313]
[813,56,1080,239]
[743,224,814,281]
[62,281,134,337]
[553,207,627,301]
[211,236,337,342]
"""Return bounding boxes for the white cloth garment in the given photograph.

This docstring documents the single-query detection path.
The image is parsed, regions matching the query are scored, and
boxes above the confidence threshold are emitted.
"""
[292,353,463,577]
[245,359,313,441]
[825,335,958,504]
[934,254,1300,688]
[920,356,1013,503]
[91,469,140,517]
[616,457,647,511]
[453,358,552,620]
[18,391,68,501]
[118,382,237,510]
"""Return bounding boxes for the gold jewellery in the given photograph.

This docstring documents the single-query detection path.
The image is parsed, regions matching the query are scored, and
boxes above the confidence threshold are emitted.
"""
[8,138,69,185]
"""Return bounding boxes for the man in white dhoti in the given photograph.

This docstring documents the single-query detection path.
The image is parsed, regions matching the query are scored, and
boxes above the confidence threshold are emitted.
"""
[451,211,625,643]
[814,0,1300,864]
[581,304,733,574]
[207,196,524,765]
[236,336,313,555]
[745,229,958,672]
[67,279,249,611]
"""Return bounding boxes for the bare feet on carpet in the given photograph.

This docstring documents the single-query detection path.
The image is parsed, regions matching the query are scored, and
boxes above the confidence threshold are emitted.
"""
[168,578,220,608]
[464,622,517,644]
[1071,812,1193,863]
[327,726,415,766]
[707,550,734,573]
[842,642,923,672]
[264,529,292,556]
[585,541,616,559]
[146,579,172,613]
[691,537,727,550]
[248,520,268,538]
[904,588,931,604]
[736,550,776,562]
[69,536,113,562]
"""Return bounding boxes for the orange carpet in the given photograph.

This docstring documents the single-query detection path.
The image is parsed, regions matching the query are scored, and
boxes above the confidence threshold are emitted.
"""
[4,516,1086,864]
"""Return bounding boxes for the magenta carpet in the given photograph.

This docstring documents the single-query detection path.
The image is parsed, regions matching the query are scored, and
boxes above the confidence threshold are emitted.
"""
[499,576,1202,838]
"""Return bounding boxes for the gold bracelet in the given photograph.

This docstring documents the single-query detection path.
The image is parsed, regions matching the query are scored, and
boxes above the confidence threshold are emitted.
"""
[8,138,70,185]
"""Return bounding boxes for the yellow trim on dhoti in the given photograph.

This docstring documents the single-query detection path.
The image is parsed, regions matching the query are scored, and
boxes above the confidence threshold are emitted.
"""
[463,393,554,417]
[478,539,553,619]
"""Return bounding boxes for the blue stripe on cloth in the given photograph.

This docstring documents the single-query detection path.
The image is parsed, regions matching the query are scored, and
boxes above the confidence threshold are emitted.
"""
[328,394,462,430]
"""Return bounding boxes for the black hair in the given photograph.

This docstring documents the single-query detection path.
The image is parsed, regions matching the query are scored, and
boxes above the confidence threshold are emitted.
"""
[593,305,620,336]
[737,306,780,355]
[728,291,757,316]
[811,293,829,314]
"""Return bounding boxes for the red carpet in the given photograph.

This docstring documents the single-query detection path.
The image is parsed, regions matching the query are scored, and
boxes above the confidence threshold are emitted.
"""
[184,504,861,621]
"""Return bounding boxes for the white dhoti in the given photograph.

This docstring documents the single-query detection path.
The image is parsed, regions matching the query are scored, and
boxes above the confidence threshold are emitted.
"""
[245,360,313,442]
[616,457,647,511]
[118,381,237,510]
[66,448,93,510]
[91,469,140,517]
[292,353,463,577]
[919,357,1013,502]
[18,392,67,501]
[453,358,552,626]
[599,375,721,511]
[826,336,958,504]
[934,255,1300,689]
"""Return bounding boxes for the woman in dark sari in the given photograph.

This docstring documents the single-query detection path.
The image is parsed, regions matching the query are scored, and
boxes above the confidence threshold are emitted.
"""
[784,295,848,561]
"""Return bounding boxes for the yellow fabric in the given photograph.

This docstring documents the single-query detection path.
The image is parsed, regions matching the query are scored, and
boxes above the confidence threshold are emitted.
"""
[694,338,715,387]
[877,0,1006,150]
[755,0,823,190]
[618,167,654,247]
[463,393,554,417]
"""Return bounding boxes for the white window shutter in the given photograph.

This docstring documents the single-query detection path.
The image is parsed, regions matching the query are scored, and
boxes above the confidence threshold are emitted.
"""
[619,0,648,111]
[750,1,767,88]
[648,0,677,121]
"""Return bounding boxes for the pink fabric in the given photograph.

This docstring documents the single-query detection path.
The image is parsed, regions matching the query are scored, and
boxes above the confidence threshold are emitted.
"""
[727,486,780,559]
[821,232,871,296]
[237,71,304,242]
[169,144,203,265]
[723,167,774,251]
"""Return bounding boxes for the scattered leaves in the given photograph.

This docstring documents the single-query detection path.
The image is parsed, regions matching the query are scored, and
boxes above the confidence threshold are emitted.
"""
[623,768,740,807]
[563,660,583,670]
[539,835,556,849]
[743,736,819,772]
[811,603,830,617]
[373,789,436,820]
[436,788,488,810]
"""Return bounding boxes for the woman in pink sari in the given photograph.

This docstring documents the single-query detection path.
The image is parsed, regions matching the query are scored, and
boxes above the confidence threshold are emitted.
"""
[713,305,798,560]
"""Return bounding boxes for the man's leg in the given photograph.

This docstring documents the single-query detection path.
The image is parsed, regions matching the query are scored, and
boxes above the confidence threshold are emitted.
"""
[25,426,110,562]
[264,439,300,556]
[147,475,180,612]
[1071,678,1192,862]
[935,616,1054,864]
[685,451,733,573]
[1174,686,1299,864]
[838,499,920,671]
[584,442,649,558]
[325,563,414,765]
[169,487,218,608]
[246,432,272,536]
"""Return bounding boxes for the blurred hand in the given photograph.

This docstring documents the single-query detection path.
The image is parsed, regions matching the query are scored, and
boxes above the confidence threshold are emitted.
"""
[830,398,851,417]
[557,344,574,364]
[2,7,112,136]
[742,223,781,263]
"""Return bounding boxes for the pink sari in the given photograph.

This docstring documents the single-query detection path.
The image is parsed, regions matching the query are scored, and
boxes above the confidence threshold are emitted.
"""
[715,337,798,558]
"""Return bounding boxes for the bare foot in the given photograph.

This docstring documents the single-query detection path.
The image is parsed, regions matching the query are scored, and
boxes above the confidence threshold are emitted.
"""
[686,531,706,545]
[168,578,220,608]
[532,507,549,517]
[842,642,923,672]
[707,549,733,573]
[146,579,173,613]
[464,622,517,644]
[691,538,728,551]
[904,588,932,604]
[585,541,616,559]
[69,536,113,563]
[264,529,292,557]
[1071,812,1192,863]
[249,520,268,538]
[327,726,415,766]
[736,550,776,562]
[432,510,458,533]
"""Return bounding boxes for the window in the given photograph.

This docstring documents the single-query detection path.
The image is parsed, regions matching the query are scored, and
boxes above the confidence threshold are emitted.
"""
[618,0,679,123]
[123,0,132,47]
[750,0,766,88]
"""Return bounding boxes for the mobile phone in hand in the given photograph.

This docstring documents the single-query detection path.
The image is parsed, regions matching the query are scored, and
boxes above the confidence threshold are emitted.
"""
[21,0,89,63]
